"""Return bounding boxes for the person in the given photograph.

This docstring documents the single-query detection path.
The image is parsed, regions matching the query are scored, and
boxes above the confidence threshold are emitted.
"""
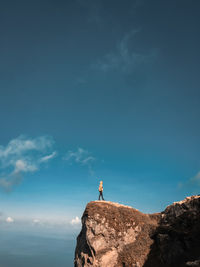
[98,181,104,200]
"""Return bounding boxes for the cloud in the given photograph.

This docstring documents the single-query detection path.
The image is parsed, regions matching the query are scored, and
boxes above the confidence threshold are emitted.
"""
[40,151,57,163]
[6,217,14,223]
[65,148,95,165]
[64,147,95,175]
[0,135,53,160]
[93,29,156,74]
[0,135,55,192]
[71,216,81,225]
[14,159,38,173]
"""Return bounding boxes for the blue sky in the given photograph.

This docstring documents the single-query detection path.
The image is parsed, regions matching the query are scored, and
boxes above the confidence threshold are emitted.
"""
[0,0,200,235]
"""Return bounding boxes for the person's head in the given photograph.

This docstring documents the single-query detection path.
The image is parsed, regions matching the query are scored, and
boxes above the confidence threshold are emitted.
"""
[100,181,103,184]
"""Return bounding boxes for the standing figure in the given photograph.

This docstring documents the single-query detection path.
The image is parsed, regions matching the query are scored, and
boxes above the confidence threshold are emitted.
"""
[98,181,104,200]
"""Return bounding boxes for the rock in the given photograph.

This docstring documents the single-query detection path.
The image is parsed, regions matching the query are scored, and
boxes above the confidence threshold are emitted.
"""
[74,196,200,267]
[186,260,200,266]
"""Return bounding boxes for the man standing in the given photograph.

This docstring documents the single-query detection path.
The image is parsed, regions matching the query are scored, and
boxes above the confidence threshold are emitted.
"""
[98,181,104,200]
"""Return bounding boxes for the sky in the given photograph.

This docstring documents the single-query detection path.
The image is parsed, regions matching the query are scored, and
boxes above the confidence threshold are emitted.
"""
[0,0,200,264]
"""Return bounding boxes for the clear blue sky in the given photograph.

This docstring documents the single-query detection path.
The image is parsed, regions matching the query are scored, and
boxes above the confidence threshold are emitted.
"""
[0,0,200,232]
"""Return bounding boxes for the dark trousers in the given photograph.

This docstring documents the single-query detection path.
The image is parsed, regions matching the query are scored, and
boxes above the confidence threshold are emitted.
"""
[98,191,104,200]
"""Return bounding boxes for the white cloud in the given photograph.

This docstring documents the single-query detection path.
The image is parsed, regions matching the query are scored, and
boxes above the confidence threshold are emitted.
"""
[71,216,81,225]
[6,217,14,223]
[40,151,57,163]
[0,135,53,160]
[0,135,56,191]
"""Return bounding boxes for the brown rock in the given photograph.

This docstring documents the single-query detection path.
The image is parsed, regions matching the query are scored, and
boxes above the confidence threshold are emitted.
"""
[74,196,200,267]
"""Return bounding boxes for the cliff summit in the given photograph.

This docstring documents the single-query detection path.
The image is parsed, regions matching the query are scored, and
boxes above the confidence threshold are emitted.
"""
[74,196,200,267]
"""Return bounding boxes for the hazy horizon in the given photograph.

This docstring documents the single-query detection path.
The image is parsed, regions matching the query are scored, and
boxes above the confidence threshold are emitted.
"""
[0,221,79,267]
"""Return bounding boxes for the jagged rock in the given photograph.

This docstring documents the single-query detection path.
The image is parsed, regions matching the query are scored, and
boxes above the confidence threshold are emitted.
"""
[74,196,200,267]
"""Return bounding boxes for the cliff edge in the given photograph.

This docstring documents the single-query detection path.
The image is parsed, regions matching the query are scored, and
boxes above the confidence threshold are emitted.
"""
[74,196,200,267]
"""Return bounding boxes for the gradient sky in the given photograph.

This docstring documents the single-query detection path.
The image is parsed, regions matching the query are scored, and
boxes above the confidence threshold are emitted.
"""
[0,0,200,235]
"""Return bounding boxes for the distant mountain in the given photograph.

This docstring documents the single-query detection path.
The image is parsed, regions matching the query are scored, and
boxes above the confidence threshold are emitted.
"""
[74,196,200,267]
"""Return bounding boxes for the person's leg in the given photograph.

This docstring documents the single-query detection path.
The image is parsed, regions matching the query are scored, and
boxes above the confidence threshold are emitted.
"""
[100,191,104,200]
[98,192,100,200]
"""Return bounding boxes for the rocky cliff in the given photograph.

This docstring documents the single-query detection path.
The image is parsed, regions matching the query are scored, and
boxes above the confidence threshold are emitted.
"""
[74,196,200,267]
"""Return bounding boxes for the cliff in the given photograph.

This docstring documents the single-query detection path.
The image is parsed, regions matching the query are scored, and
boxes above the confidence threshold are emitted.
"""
[74,196,200,267]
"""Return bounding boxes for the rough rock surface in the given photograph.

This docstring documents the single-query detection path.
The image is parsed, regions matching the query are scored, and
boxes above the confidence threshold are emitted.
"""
[74,196,200,267]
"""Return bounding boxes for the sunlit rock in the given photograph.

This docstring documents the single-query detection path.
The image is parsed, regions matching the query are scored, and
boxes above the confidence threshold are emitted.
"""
[74,196,200,267]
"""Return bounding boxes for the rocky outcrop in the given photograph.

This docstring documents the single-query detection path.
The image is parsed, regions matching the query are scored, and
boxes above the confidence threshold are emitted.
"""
[74,196,200,267]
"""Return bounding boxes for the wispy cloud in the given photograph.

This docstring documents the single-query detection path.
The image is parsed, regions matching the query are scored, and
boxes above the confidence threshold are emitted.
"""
[0,135,56,192]
[93,29,156,74]
[64,147,95,175]
[40,151,57,163]
[64,148,95,165]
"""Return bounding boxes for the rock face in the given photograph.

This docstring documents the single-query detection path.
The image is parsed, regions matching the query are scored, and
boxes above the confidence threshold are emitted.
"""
[74,196,200,267]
